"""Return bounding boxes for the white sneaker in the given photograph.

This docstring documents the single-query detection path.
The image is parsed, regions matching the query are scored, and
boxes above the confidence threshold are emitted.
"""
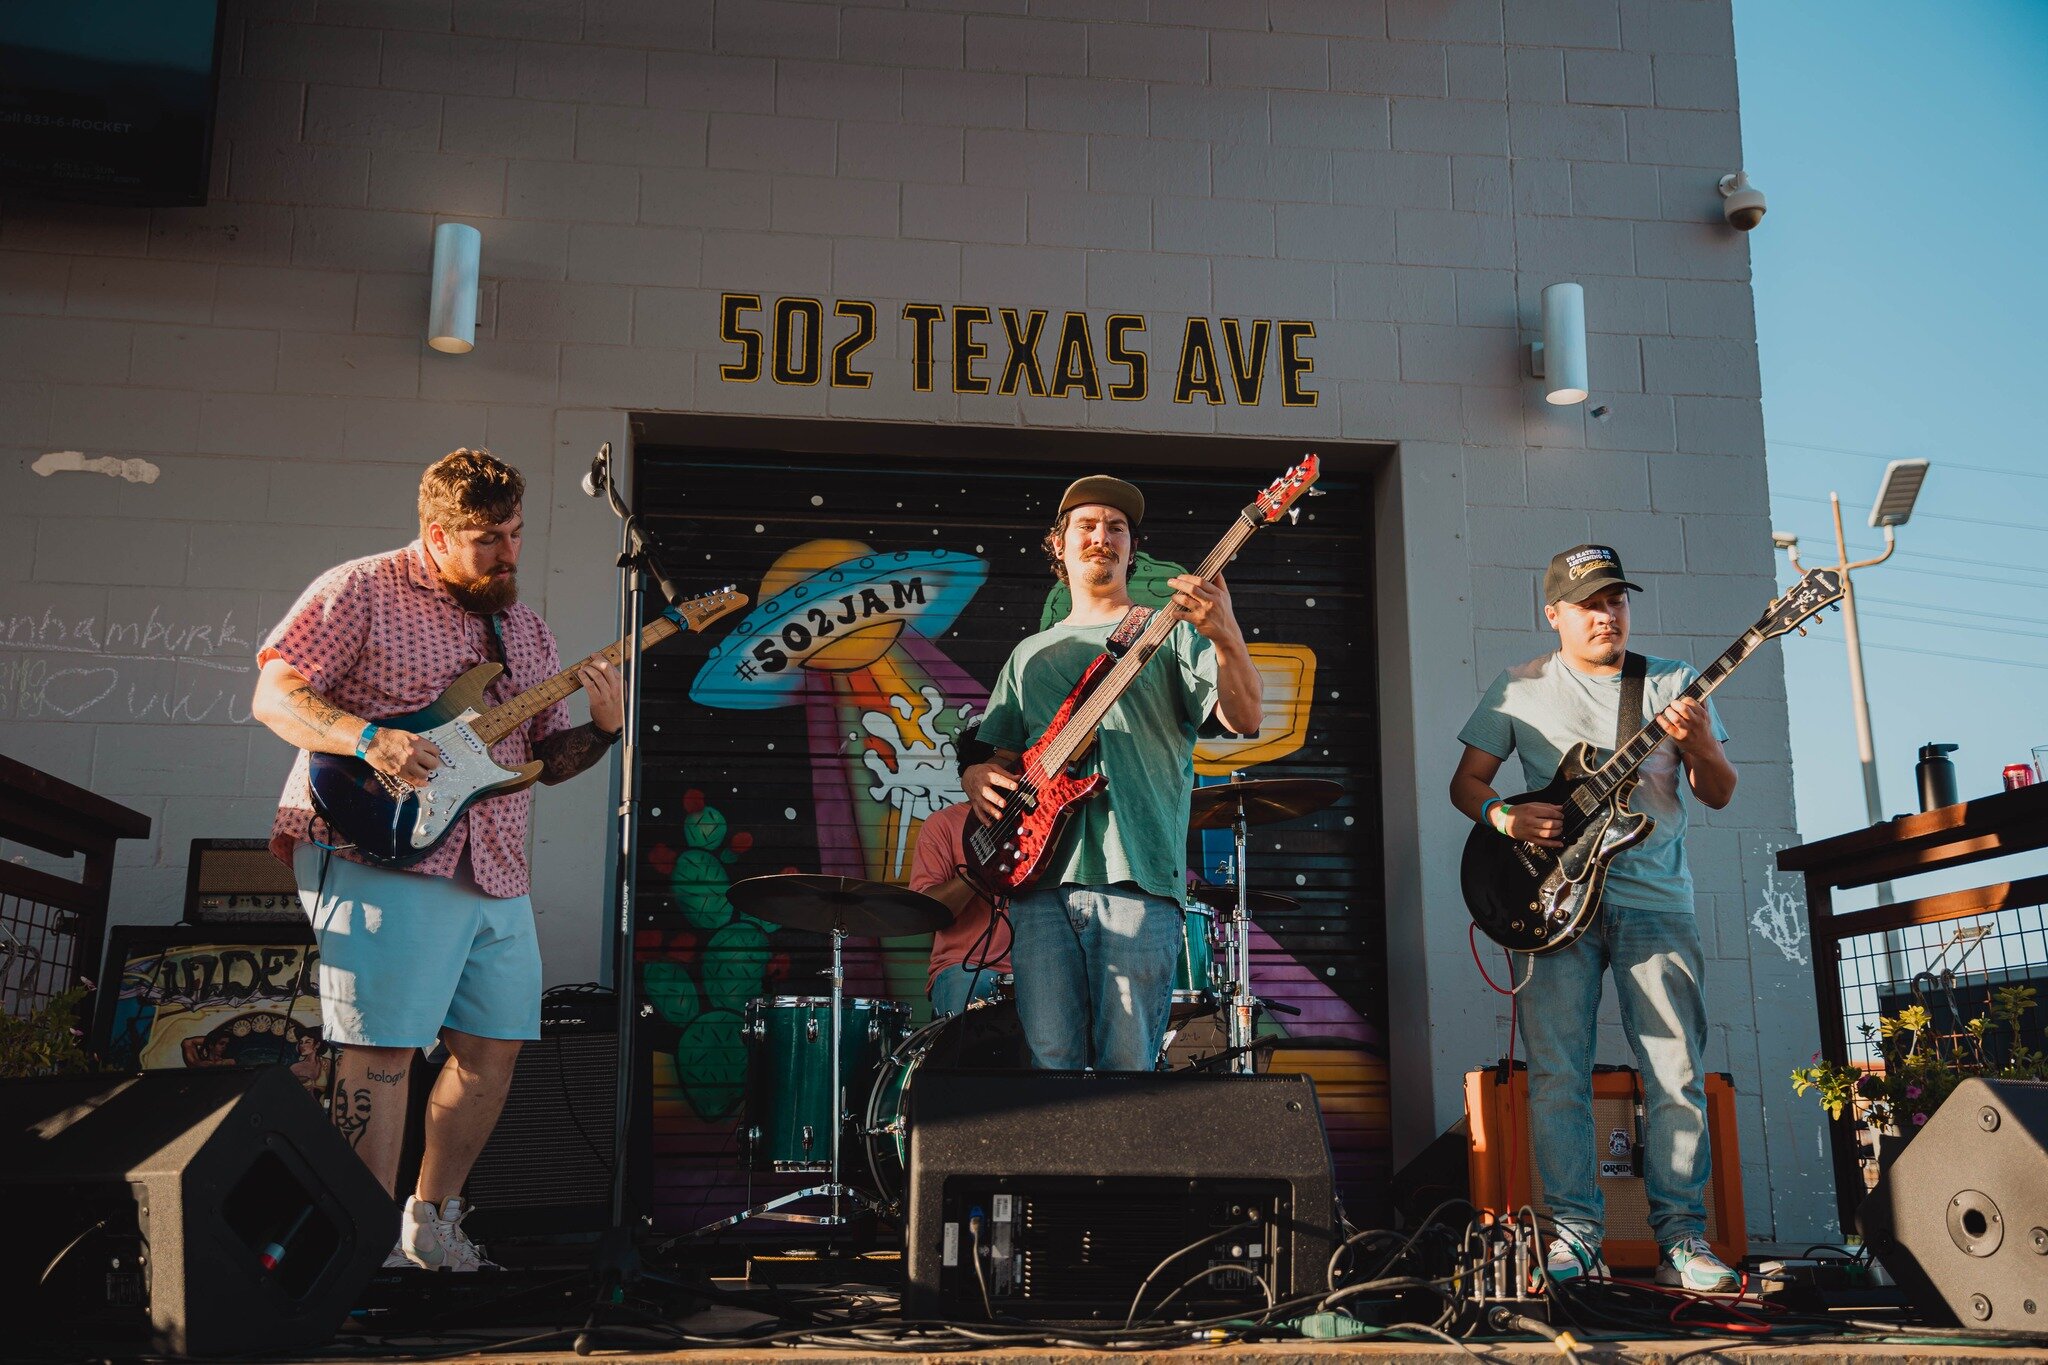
[398,1195,500,1272]
[1656,1234,1740,1293]
[1544,1230,1607,1283]
[381,1242,412,1270]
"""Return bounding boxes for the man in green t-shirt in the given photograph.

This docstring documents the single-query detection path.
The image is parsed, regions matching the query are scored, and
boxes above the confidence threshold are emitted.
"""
[966,475,1265,1071]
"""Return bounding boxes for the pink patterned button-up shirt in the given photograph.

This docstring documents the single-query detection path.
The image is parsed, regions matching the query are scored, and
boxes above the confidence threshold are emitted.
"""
[260,541,572,898]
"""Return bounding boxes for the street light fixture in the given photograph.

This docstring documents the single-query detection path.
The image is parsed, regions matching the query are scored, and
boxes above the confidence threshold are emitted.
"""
[1870,458,1929,529]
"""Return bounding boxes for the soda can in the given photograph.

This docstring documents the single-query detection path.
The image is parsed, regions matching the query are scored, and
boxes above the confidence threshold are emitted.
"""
[2004,763,2035,791]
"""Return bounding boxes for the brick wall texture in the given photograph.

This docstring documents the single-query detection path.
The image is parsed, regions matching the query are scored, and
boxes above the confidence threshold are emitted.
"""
[0,0,1835,1240]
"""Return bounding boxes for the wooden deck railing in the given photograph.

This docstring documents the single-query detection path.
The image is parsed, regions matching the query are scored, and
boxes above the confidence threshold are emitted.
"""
[0,754,153,1025]
[1778,781,2048,1228]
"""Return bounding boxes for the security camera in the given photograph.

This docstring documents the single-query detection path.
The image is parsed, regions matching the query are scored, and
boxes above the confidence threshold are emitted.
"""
[1718,172,1766,231]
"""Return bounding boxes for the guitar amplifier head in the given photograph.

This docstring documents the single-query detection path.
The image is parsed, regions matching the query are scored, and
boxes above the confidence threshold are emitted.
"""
[183,839,305,927]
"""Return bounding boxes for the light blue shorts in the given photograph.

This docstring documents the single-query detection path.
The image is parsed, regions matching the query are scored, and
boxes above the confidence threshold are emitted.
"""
[293,843,541,1049]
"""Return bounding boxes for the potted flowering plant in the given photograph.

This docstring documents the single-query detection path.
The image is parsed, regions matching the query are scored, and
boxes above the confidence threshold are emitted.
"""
[1792,984,2045,1164]
[0,982,99,1078]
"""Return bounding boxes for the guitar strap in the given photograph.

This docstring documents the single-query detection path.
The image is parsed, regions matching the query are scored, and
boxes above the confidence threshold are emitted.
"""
[1616,651,1647,754]
[1105,605,1153,657]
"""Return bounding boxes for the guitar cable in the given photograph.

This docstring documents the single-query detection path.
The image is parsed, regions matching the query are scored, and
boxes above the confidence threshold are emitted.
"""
[1469,924,1534,1237]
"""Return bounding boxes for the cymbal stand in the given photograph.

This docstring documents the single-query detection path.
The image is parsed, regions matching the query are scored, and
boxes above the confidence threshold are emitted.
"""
[690,917,880,1233]
[1224,772,1259,1073]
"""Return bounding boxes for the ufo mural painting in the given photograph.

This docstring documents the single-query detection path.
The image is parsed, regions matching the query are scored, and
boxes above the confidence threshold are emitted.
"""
[692,541,989,887]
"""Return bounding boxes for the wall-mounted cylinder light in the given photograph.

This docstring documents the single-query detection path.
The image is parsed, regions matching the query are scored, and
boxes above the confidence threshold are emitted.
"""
[1528,281,1588,405]
[427,222,482,354]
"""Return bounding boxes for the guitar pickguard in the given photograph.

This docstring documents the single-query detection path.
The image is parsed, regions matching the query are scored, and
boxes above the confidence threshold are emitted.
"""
[405,712,523,850]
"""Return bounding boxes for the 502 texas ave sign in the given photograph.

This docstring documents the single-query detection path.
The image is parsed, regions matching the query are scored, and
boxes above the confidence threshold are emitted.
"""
[718,294,1318,406]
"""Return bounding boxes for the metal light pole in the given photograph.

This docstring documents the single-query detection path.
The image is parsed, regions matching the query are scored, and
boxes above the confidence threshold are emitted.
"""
[1773,458,1929,911]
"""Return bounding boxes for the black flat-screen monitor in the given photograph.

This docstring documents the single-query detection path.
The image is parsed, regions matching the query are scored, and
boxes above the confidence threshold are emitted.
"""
[0,1,226,206]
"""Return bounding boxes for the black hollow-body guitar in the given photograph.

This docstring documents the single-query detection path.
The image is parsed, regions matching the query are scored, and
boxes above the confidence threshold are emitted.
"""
[1460,568,1843,954]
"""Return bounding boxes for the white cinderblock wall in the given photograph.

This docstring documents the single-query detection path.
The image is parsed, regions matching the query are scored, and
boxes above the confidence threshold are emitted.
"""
[0,0,1832,1240]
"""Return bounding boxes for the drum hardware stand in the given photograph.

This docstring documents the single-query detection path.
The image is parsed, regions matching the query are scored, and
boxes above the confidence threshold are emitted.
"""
[1222,771,1261,1073]
[690,916,884,1234]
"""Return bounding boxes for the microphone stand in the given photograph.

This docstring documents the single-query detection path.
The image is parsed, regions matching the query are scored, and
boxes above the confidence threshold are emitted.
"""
[576,443,698,1349]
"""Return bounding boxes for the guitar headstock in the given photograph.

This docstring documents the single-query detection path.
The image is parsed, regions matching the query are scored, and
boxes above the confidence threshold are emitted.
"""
[1756,567,1844,640]
[667,585,749,632]
[1250,453,1321,525]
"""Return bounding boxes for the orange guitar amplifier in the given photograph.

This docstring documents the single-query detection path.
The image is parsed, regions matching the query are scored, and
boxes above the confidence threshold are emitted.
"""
[1464,1064,1746,1272]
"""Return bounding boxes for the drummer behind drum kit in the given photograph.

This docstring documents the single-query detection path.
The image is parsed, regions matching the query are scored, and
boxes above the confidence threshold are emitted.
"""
[696,774,1342,1234]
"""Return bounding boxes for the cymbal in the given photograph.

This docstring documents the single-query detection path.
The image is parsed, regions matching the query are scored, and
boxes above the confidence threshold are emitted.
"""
[726,874,950,937]
[1185,884,1300,917]
[1188,778,1344,830]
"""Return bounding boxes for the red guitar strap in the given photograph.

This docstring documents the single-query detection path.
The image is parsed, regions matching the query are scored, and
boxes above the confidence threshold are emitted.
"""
[1106,605,1153,657]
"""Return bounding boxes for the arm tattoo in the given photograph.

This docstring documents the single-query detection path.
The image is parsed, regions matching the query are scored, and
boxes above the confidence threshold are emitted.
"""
[536,722,613,785]
[284,683,348,738]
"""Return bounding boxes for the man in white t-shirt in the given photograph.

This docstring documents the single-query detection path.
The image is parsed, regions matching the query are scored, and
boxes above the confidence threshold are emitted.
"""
[1448,543,1741,1294]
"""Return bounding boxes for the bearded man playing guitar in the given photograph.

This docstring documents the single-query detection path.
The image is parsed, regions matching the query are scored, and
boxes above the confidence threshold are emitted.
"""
[964,475,1264,1072]
[1447,543,1741,1294]
[251,448,624,1273]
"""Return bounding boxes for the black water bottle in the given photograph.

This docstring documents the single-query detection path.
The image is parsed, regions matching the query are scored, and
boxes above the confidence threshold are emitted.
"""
[1917,743,1959,812]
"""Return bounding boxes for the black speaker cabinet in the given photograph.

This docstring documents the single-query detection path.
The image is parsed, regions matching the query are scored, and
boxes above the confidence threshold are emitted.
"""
[904,1069,1336,1322]
[0,1067,390,1357]
[1858,1078,2048,1330]
[461,1012,623,1239]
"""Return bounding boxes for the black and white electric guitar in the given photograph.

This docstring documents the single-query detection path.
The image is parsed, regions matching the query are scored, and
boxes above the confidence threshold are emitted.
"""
[1460,567,1843,955]
[308,587,745,866]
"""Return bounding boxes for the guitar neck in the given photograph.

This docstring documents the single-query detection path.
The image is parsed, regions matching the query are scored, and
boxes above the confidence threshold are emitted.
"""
[470,614,684,745]
[1033,515,1259,781]
[1582,630,1759,802]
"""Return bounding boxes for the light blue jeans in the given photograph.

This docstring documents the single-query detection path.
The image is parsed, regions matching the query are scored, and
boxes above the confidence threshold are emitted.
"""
[1008,882,1183,1071]
[928,963,1004,1018]
[1516,899,1711,1249]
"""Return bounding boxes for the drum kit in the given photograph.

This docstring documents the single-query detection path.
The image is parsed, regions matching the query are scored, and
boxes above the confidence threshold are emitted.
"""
[696,775,1342,1231]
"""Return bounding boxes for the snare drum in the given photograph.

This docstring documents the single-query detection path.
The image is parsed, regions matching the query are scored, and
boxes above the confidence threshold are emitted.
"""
[741,995,910,1171]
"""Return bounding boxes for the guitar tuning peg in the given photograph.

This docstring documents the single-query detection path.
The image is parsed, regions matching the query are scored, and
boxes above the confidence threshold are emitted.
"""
[1796,625,1807,637]
[1287,508,1301,524]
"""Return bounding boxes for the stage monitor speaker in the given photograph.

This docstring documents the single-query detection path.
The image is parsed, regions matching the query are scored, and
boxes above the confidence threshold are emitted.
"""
[903,1068,1336,1323]
[1464,1063,1747,1272]
[0,1067,390,1357]
[460,998,621,1240]
[1858,1078,2048,1330]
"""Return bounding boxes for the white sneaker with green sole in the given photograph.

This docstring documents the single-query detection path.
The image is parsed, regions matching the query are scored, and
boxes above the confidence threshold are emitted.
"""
[1656,1235,1740,1293]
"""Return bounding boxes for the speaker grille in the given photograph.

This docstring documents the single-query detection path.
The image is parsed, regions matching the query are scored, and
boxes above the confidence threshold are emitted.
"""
[463,1030,618,1232]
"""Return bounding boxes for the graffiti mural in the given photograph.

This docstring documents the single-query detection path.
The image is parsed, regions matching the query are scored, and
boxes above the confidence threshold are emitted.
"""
[633,449,1387,1230]
[94,927,331,1104]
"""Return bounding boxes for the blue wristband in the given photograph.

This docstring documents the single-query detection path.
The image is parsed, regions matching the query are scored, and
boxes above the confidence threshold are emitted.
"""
[1481,797,1509,831]
[354,722,379,759]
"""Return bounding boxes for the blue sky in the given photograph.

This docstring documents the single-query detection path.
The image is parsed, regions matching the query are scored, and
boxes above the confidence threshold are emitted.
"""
[1734,1,2048,890]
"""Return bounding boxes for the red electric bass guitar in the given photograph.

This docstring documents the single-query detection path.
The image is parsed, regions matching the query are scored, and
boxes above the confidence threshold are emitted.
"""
[963,455,1321,896]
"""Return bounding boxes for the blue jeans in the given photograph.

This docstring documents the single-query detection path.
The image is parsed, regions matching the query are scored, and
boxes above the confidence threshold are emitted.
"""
[928,963,1004,1018]
[1516,900,1711,1249]
[1008,883,1183,1071]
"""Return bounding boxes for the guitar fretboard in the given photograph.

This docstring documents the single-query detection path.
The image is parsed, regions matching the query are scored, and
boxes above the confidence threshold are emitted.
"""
[469,615,685,745]
[1032,509,1261,782]
[1570,630,1758,814]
